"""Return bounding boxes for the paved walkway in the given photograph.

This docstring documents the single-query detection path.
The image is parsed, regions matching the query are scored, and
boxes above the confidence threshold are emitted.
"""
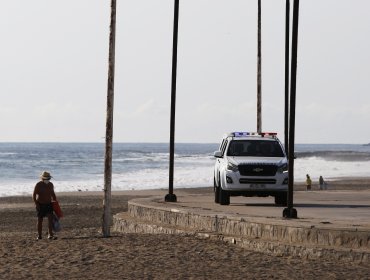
[161,189,370,230]
[114,189,370,262]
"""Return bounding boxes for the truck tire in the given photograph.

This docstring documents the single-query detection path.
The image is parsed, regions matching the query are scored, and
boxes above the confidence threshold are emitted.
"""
[214,177,220,203]
[219,187,230,205]
[275,193,288,206]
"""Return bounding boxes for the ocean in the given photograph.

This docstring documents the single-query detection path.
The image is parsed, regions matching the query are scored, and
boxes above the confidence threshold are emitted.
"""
[1,142,370,197]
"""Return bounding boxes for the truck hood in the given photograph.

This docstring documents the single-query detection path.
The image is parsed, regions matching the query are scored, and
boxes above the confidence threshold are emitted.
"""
[227,156,287,166]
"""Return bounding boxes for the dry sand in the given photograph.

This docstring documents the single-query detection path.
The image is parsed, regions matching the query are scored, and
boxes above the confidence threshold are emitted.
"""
[1,179,370,279]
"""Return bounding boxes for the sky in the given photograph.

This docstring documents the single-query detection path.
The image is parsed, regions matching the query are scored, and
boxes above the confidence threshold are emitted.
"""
[0,0,369,144]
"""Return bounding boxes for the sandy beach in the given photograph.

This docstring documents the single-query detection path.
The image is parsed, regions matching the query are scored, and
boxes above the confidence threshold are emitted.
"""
[1,179,370,279]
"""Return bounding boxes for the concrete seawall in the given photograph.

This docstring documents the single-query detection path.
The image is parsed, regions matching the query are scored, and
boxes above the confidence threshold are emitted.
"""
[113,191,370,262]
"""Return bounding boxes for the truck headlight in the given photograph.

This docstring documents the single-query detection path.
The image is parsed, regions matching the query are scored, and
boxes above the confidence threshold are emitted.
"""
[227,162,239,172]
[278,163,288,173]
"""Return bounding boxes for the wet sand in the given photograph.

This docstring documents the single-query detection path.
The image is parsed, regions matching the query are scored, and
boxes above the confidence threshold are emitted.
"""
[1,179,370,279]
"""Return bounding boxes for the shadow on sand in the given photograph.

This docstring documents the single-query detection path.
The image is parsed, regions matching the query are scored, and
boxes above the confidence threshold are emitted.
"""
[230,203,370,209]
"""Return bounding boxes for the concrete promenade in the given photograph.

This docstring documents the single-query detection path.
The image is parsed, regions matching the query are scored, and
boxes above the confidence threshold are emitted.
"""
[113,189,370,262]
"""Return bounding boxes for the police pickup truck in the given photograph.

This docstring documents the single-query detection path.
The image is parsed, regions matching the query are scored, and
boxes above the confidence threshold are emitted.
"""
[213,132,288,205]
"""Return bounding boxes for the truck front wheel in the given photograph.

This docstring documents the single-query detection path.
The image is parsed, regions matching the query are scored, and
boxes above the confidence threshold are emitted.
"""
[219,181,230,205]
[214,177,220,203]
[274,193,288,206]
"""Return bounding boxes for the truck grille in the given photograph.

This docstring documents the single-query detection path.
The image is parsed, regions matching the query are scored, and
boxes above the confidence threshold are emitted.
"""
[239,178,276,184]
[238,163,277,176]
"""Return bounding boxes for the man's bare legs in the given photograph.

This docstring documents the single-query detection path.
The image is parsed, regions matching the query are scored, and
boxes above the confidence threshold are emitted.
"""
[47,214,53,237]
[37,217,43,239]
[37,214,54,239]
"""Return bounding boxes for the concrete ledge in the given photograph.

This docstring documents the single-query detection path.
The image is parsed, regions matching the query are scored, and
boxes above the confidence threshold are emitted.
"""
[113,195,370,262]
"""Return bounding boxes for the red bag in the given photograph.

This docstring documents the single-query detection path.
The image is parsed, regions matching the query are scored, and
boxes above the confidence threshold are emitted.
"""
[52,200,63,218]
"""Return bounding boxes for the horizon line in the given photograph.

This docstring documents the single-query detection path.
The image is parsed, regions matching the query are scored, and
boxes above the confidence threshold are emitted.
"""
[0,141,368,145]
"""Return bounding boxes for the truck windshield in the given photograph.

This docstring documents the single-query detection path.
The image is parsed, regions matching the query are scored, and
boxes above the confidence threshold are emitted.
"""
[227,140,285,157]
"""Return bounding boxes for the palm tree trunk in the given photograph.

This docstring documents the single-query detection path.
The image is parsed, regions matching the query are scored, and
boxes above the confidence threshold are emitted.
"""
[103,0,117,237]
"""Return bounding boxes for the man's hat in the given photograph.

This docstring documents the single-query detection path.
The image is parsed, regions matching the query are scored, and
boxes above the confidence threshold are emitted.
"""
[40,171,52,180]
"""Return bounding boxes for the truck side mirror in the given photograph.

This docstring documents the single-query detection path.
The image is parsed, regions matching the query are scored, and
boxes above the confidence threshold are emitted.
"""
[213,151,222,158]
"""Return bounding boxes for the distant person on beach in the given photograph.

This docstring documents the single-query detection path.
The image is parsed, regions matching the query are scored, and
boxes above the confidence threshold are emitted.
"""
[319,175,327,190]
[32,171,57,240]
[306,174,312,191]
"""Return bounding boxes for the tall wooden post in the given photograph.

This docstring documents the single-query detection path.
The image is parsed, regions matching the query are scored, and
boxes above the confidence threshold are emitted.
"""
[165,0,179,202]
[257,0,262,133]
[283,0,299,219]
[284,0,290,156]
[103,0,117,236]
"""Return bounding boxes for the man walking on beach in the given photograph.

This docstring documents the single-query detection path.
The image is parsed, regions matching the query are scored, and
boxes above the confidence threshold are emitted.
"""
[319,175,328,190]
[33,171,57,240]
[306,174,312,191]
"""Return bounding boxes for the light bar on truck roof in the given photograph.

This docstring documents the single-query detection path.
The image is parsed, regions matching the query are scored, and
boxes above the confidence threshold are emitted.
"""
[229,132,278,137]
[259,132,278,137]
[229,132,255,137]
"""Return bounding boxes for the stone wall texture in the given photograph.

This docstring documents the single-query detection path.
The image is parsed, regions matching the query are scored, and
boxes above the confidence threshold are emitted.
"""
[113,198,370,262]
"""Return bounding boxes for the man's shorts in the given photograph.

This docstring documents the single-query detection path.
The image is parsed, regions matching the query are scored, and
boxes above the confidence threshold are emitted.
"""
[36,203,53,218]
